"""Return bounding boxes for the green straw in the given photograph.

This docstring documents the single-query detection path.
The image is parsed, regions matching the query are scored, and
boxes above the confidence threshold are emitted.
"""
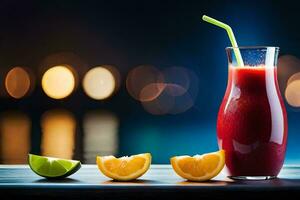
[202,15,244,67]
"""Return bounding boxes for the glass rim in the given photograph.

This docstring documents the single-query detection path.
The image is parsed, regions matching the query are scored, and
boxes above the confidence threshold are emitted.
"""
[226,46,279,50]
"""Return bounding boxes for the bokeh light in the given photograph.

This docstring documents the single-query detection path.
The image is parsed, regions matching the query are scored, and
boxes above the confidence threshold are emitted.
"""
[41,109,76,159]
[126,65,164,101]
[142,89,175,115]
[41,65,75,99]
[101,65,121,93]
[135,66,199,115]
[278,55,300,95]
[0,111,31,164]
[39,52,87,88]
[165,68,199,114]
[141,83,195,115]
[5,67,32,99]
[139,83,166,102]
[163,67,191,92]
[164,83,187,97]
[287,72,300,85]
[278,55,300,108]
[83,67,116,100]
[83,110,119,163]
[285,72,300,107]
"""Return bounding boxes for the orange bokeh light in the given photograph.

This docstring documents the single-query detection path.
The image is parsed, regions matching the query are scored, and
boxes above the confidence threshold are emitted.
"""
[5,67,31,99]
[139,83,166,102]
[285,72,300,107]
[41,109,76,159]
[0,111,31,164]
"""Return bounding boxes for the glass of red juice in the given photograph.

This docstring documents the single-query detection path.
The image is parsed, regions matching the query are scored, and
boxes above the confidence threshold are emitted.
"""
[217,46,287,180]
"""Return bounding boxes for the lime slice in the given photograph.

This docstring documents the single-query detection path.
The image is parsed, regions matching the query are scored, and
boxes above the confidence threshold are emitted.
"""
[28,154,81,179]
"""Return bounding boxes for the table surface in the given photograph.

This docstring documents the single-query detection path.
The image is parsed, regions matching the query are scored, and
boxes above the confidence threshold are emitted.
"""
[1,164,300,199]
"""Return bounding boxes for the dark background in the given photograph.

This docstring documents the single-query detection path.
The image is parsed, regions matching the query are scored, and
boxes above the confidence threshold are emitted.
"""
[0,0,299,164]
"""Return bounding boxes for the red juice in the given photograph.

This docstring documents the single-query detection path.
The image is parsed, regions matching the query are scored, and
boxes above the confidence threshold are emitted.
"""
[217,65,287,177]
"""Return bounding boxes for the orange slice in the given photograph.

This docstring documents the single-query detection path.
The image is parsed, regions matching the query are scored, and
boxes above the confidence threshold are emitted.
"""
[170,150,225,181]
[96,153,151,181]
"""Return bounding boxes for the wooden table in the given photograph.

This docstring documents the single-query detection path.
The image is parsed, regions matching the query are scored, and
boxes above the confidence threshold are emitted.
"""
[1,165,300,199]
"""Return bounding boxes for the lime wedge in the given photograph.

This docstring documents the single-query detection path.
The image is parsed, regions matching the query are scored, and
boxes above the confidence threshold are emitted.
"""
[28,154,81,179]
